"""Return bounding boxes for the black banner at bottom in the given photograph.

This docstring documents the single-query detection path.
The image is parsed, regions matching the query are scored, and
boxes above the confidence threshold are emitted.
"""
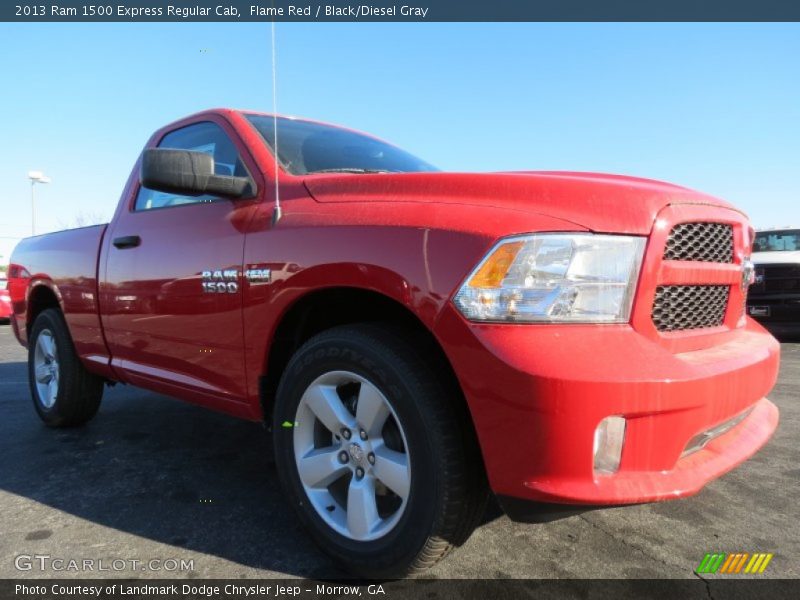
[1,579,798,600]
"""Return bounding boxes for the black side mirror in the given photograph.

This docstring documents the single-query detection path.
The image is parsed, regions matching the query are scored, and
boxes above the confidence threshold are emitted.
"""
[140,149,252,198]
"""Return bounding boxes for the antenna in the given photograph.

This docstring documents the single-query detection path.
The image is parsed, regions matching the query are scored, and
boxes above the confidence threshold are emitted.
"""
[270,18,282,227]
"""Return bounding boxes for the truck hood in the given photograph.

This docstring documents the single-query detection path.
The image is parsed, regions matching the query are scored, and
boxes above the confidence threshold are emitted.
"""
[752,250,800,265]
[303,171,738,235]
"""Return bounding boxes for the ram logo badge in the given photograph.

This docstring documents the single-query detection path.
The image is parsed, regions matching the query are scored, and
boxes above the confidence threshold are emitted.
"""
[741,260,755,291]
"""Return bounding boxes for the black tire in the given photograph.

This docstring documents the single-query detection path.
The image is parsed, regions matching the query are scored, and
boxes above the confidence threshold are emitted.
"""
[272,323,489,578]
[28,308,104,427]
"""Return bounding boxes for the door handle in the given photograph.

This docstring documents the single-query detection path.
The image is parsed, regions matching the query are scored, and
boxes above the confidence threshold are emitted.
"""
[113,235,141,249]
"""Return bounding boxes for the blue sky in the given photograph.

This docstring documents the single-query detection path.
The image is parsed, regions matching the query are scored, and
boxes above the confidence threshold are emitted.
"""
[0,23,798,262]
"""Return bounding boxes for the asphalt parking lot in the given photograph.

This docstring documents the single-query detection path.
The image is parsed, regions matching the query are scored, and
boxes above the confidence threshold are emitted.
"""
[0,323,798,581]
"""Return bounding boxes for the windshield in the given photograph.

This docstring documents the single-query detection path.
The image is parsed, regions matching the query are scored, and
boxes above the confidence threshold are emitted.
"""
[246,115,438,176]
[754,230,800,252]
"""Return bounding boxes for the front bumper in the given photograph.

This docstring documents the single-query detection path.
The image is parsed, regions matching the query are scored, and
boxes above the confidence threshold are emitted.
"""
[435,305,780,507]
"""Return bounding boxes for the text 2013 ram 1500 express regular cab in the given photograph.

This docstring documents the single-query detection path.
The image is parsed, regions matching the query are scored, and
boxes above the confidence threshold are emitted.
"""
[8,109,780,577]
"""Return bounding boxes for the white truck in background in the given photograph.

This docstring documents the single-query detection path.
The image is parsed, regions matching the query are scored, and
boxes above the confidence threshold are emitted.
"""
[748,227,800,335]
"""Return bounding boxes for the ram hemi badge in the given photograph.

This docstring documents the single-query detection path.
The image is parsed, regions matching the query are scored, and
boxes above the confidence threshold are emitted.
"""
[245,268,271,283]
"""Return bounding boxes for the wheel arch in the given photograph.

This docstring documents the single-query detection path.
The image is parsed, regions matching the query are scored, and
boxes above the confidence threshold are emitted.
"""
[26,282,62,337]
[261,286,466,429]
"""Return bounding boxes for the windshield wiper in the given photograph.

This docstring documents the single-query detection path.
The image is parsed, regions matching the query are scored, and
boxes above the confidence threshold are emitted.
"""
[308,168,393,174]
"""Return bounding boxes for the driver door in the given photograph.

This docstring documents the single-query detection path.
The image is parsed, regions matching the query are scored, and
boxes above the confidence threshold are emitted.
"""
[101,119,256,406]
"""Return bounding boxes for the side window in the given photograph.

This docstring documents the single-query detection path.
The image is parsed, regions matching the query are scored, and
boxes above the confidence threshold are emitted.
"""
[134,122,248,211]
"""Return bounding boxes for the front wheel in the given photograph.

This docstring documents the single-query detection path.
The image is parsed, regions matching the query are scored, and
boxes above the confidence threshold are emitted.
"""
[272,324,488,577]
[28,308,104,427]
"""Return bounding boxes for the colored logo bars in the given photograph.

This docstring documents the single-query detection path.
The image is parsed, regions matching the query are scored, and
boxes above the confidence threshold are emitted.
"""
[697,552,774,574]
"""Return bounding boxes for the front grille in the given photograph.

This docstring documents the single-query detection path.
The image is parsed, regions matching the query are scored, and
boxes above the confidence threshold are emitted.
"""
[663,223,733,263]
[652,285,729,331]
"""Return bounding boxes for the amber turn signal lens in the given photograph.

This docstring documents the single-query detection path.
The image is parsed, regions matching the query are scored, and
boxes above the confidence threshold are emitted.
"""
[467,241,524,288]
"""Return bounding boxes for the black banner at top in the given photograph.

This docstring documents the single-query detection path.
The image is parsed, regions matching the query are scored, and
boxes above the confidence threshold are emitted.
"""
[3,0,800,22]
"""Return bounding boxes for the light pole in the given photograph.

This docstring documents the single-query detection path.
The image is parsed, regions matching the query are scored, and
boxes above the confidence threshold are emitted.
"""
[28,171,51,236]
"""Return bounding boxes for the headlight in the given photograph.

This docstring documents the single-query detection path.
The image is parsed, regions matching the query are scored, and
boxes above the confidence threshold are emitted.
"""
[453,233,646,323]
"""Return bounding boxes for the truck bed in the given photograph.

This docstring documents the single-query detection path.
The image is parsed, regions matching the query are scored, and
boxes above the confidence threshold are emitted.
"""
[9,225,108,361]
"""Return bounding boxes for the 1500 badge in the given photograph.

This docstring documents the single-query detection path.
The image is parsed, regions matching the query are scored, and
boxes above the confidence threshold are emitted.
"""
[202,269,238,294]
[201,267,272,293]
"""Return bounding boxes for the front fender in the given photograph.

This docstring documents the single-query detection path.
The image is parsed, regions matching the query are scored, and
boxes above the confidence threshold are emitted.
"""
[240,226,492,405]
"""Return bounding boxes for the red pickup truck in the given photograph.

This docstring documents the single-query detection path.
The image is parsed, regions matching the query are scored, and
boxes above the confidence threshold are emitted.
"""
[0,275,12,321]
[8,109,780,577]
